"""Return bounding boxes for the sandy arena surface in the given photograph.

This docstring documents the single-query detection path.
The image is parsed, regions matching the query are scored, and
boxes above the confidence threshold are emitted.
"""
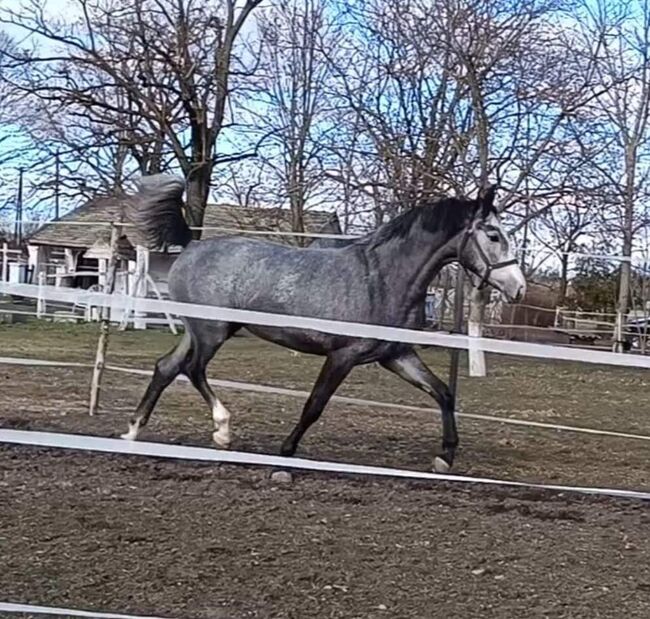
[1,322,649,618]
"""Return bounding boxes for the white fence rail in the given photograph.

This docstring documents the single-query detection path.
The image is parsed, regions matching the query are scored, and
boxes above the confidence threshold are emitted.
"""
[2,429,649,501]
[0,601,176,619]
[3,281,650,369]
[3,354,650,442]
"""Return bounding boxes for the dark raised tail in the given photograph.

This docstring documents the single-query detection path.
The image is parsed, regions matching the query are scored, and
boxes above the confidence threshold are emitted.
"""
[126,174,193,249]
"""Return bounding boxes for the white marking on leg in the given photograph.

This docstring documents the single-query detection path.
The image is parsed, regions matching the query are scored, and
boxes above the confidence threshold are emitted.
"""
[121,420,140,441]
[212,399,231,448]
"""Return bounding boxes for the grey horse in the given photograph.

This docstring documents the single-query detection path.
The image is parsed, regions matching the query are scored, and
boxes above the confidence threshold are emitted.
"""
[122,175,525,472]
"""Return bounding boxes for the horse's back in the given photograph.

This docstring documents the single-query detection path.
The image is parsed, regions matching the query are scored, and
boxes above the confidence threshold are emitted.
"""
[168,236,368,319]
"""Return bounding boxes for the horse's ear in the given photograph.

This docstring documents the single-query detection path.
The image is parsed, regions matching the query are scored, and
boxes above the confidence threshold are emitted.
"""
[477,184,497,219]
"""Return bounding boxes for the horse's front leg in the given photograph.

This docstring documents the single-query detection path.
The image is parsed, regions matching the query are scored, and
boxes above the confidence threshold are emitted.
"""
[280,352,354,456]
[381,348,458,473]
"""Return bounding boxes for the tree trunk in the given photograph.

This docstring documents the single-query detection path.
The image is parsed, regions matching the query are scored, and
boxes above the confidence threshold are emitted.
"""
[185,165,213,239]
[558,252,569,306]
[614,147,636,352]
[465,67,490,377]
[288,162,306,246]
[614,232,633,352]
[290,200,306,246]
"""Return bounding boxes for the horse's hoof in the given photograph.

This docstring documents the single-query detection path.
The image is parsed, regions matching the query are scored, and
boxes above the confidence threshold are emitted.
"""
[212,431,231,449]
[270,470,293,484]
[120,424,139,441]
[433,456,451,474]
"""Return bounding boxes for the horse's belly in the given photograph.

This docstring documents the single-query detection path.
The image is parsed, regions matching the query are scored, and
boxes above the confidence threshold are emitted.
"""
[245,325,346,355]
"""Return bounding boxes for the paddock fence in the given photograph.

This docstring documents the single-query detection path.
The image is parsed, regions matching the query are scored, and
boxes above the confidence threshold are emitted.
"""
[3,220,646,349]
[2,277,650,619]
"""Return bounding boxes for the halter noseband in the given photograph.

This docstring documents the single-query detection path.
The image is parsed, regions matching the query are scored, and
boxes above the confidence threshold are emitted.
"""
[458,222,519,290]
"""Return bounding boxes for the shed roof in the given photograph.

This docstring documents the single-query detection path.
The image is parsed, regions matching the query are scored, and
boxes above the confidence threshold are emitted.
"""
[28,196,341,250]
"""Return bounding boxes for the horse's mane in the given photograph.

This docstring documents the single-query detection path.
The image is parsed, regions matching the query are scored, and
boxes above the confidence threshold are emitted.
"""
[368,196,483,246]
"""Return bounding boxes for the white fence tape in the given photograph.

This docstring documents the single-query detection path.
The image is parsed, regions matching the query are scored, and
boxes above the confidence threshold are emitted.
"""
[78,365,650,443]
[16,218,359,241]
[3,281,650,370]
[2,355,649,443]
[0,602,177,619]
[1,429,649,501]
[0,356,89,368]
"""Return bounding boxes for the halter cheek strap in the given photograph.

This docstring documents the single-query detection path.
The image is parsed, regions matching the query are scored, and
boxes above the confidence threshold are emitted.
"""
[458,223,519,290]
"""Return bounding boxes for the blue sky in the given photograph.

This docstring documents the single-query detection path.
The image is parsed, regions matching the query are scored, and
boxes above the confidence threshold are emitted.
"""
[0,0,272,223]
[1,0,646,249]
[0,0,72,220]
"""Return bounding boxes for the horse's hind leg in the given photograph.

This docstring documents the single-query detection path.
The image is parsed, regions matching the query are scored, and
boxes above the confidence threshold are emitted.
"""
[380,348,457,473]
[187,366,232,448]
[184,324,238,448]
[123,321,237,442]
[122,331,192,440]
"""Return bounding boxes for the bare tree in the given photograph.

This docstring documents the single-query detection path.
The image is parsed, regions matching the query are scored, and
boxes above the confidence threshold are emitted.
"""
[325,0,472,219]
[1,0,262,232]
[316,0,618,374]
[563,0,650,350]
[0,30,45,224]
[530,196,600,304]
[240,0,339,239]
[217,159,265,208]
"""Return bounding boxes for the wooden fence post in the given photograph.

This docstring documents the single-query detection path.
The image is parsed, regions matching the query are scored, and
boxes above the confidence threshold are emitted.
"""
[1,243,8,282]
[36,272,46,318]
[467,286,489,377]
[89,224,121,416]
[448,269,465,399]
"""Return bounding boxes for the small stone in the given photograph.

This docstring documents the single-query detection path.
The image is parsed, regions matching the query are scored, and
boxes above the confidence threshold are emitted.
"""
[433,456,450,474]
[377,604,387,611]
[270,470,293,484]
[471,568,486,576]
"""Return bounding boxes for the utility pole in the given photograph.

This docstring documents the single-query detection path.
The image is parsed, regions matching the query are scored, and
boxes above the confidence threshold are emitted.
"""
[55,150,61,220]
[520,113,531,272]
[14,168,24,245]
[520,197,529,271]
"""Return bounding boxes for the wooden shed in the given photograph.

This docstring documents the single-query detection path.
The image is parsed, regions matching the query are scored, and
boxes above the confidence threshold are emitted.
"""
[26,197,342,328]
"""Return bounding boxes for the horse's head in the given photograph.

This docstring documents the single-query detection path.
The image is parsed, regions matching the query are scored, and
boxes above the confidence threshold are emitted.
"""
[458,186,526,303]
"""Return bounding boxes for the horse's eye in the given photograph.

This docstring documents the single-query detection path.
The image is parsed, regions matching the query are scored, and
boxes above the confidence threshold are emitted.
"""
[487,232,500,243]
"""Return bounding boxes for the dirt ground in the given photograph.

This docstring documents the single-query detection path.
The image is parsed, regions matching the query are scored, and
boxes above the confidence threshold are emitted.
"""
[1,322,649,618]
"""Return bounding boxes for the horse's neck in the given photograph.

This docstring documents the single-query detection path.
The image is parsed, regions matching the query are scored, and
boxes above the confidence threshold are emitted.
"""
[366,228,457,305]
